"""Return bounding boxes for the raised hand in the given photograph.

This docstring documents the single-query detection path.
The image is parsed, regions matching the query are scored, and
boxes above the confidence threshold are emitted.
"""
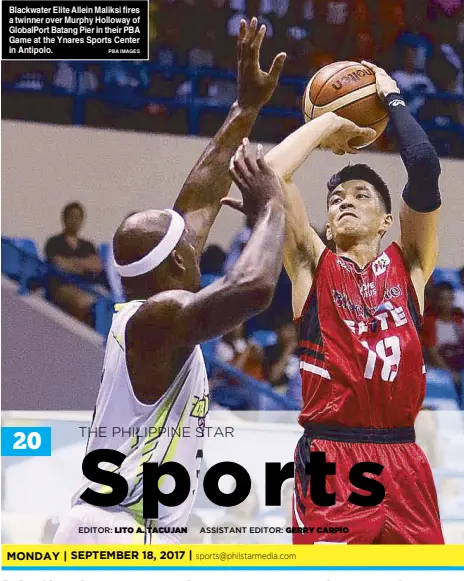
[320,113,377,155]
[236,17,287,110]
[361,60,400,101]
[223,138,284,218]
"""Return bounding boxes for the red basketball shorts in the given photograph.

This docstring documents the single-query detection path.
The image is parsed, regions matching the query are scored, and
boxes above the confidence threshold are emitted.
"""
[292,424,444,544]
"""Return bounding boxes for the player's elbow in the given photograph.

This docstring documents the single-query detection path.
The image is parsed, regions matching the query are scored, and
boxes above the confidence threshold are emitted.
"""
[254,279,275,309]
[235,275,275,312]
[264,154,291,183]
[403,142,441,182]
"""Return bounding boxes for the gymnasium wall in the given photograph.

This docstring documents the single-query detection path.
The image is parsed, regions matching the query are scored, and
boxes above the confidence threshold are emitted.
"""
[2,120,463,267]
[1,278,103,410]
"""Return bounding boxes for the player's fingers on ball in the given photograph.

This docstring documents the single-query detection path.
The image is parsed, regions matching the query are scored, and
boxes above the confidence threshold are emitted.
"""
[269,52,287,81]
[361,60,377,71]
[360,127,377,140]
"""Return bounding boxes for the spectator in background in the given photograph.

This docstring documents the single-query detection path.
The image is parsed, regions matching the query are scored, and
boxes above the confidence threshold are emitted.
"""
[420,47,464,121]
[262,318,299,394]
[226,1,274,40]
[187,26,216,69]
[45,202,104,325]
[454,267,464,312]
[53,62,98,95]
[375,0,406,69]
[340,0,376,63]
[286,364,303,408]
[421,282,464,389]
[391,44,435,114]
[103,61,150,109]
[200,244,226,278]
[215,323,264,381]
[151,3,183,68]
[223,215,253,273]
[418,47,464,156]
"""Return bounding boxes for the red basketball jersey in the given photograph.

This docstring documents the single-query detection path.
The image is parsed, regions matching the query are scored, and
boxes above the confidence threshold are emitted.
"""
[297,242,425,428]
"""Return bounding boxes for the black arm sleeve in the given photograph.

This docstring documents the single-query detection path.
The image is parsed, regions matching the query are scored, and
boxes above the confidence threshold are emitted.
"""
[386,93,441,213]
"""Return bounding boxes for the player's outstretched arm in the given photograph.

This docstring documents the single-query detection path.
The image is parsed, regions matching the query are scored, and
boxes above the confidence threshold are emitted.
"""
[265,113,375,317]
[172,17,286,256]
[363,61,441,309]
[140,141,285,348]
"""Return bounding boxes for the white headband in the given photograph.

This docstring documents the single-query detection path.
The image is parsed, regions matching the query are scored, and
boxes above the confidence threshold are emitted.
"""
[114,210,186,278]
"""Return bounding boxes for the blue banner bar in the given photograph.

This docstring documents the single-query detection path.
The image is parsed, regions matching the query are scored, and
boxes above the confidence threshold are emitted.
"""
[1,426,51,456]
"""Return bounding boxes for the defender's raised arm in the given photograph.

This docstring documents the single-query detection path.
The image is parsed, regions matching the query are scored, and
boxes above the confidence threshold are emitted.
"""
[173,18,286,255]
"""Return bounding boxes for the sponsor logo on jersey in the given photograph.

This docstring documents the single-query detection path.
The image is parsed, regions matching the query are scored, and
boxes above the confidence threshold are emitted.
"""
[332,290,375,319]
[384,284,402,300]
[359,281,377,298]
[372,252,391,276]
[337,258,352,272]
[191,393,209,430]
[191,393,209,421]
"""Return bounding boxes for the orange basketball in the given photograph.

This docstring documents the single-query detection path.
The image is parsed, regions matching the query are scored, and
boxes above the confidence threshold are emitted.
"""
[302,61,389,148]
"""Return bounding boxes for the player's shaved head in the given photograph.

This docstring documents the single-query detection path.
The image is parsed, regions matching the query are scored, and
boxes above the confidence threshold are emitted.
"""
[113,209,201,300]
[113,209,173,267]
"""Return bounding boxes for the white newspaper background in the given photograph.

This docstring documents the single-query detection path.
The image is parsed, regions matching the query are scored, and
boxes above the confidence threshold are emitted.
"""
[2,409,464,544]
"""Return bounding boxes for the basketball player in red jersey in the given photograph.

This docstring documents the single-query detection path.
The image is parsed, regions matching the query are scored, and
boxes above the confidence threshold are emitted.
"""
[264,61,444,544]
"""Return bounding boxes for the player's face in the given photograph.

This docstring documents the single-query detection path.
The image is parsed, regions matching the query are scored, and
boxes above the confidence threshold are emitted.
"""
[326,180,391,245]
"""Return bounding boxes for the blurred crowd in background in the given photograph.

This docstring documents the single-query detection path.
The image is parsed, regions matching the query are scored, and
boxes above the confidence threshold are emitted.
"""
[2,0,464,155]
[4,199,462,414]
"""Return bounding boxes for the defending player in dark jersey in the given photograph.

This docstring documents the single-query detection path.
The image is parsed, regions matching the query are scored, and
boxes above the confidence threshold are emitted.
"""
[265,62,444,544]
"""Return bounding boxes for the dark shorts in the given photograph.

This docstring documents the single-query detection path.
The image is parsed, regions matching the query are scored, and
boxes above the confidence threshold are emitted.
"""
[293,423,444,544]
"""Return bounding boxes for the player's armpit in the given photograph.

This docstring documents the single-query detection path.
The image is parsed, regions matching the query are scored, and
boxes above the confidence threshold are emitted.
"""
[131,277,273,350]
[281,179,326,318]
[398,201,440,299]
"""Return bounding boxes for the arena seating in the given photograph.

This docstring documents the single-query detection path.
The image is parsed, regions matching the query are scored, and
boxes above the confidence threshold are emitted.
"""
[433,268,463,289]
[2,63,463,156]
[3,234,463,412]
[424,368,461,410]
